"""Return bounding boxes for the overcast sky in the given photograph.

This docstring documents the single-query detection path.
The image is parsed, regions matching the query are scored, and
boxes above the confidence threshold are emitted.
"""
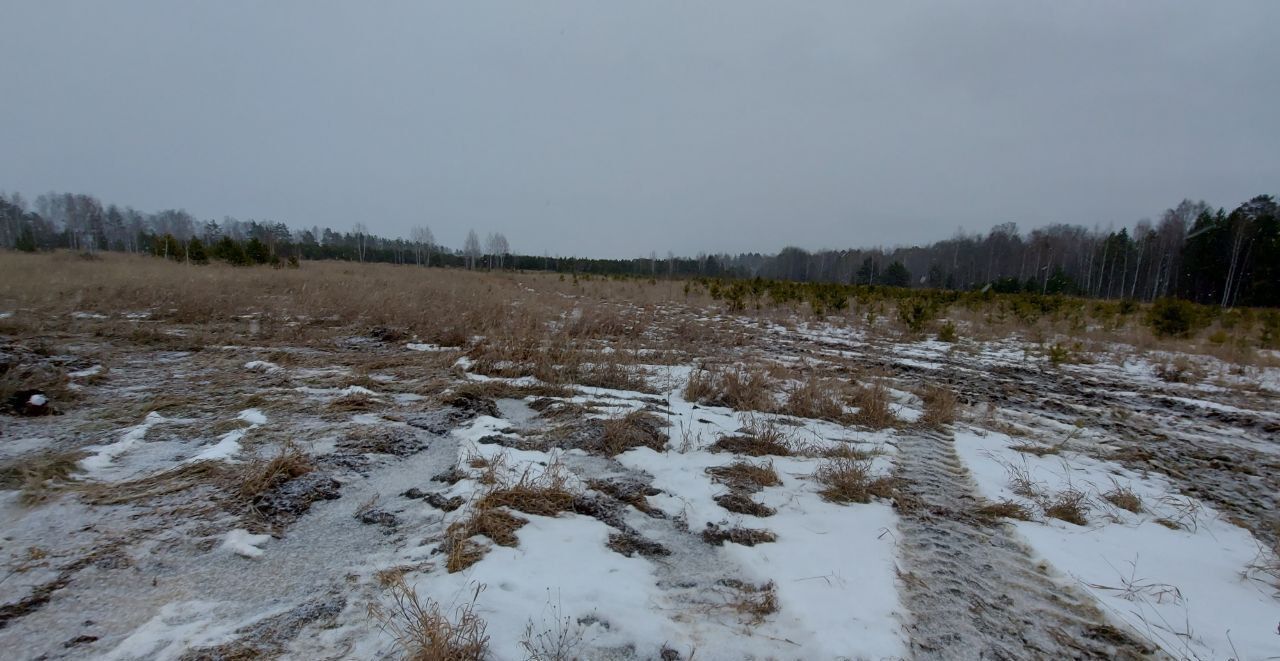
[2,2,1277,258]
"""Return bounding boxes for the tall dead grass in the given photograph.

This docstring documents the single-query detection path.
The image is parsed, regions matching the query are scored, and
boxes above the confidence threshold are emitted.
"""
[683,364,776,411]
[368,580,489,661]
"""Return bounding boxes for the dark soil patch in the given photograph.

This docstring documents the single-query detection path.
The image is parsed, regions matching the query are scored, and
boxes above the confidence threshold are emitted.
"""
[337,428,423,457]
[701,524,776,547]
[251,472,341,524]
[424,493,465,512]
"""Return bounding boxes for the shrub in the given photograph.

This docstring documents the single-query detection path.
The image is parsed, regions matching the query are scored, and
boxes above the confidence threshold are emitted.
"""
[1147,297,1201,338]
[897,298,938,334]
[937,321,958,343]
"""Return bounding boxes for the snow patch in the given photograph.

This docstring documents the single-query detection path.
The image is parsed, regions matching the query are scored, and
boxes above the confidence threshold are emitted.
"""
[406,342,451,352]
[221,528,271,559]
[237,408,268,425]
[80,412,166,473]
[68,364,103,378]
[954,428,1280,659]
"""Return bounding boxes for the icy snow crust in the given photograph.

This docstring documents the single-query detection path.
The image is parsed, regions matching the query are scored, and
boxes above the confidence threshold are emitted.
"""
[2,309,1278,660]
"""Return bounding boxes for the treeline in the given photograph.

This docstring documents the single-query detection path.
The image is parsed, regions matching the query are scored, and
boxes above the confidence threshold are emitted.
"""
[2,189,1277,308]
[733,196,1279,309]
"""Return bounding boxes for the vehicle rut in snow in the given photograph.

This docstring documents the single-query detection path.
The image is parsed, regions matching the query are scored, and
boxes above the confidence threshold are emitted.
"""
[892,430,1158,660]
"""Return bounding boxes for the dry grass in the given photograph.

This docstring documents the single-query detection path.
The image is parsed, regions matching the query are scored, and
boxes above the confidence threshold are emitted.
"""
[1043,489,1090,526]
[847,381,897,429]
[1009,443,1061,457]
[82,460,231,505]
[1103,484,1144,514]
[600,411,668,455]
[705,460,781,493]
[1007,464,1042,499]
[0,356,71,415]
[813,457,897,504]
[449,509,527,548]
[917,384,958,428]
[238,443,313,501]
[973,499,1034,523]
[708,434,795,457]
[445,463,578,573]
[714,492,776,517]
[448,380,575,402]
[368,580,489,661]
[326,392,381,412]
[0,450,88,505]
[709,415,801,457]
[684,364,776,412]
[1154,356,1204,384]
[781,374,846,421]
[723,580,779,624]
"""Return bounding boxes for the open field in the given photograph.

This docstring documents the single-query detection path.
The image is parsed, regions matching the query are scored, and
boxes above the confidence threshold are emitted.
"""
[2,253,1278,660]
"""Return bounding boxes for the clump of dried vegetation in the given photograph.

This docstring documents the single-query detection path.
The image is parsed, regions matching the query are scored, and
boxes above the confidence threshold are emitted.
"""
[1103,483,1144,514]
[847,381,897,429]
[238,443,314,502]
[368,580,489,661]
[709,415,796,457]
[0,450,87,505]
[718,579,779,624]
[917,384,958,428]
[445,462,579,573]
[972,499,1034,523]
[812,457,897,504]
[600,411,669,455]
[684,364,776,412]
[705,459,782,493]
[781,373,846,421]
[1042,489,1090,526]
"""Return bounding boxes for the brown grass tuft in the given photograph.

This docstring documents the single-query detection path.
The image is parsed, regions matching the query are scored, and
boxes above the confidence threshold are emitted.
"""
[813,457,897,504]
[449,509,527,548]
[724,580,779,624]
[1103,484,1144,514]
[684,364,776,412]
[781,374,846,421]
[600,411,668,455]
[705,460,781,493]
[368,580,489,661]
[0,450,88,505]
[238,443,313,501]
[848,381,897,429]
[1043,489,1090,526]
[444,462,579,573]
[973,499,1034,523]
[714,492,776,517]
[918,385,958,428]
[1009,443,1061,457]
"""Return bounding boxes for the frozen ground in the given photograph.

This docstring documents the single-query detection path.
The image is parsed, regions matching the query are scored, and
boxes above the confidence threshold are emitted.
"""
[2,303,1278,660]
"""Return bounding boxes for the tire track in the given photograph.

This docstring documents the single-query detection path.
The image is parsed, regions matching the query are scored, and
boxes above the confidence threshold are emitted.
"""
[893,430,1159,660]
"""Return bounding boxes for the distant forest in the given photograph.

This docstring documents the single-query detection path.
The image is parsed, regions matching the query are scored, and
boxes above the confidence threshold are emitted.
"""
[2,189,1277,308]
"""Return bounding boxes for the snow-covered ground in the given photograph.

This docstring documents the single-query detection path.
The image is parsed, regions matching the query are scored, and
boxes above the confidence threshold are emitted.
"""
[2,304,1278,660]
